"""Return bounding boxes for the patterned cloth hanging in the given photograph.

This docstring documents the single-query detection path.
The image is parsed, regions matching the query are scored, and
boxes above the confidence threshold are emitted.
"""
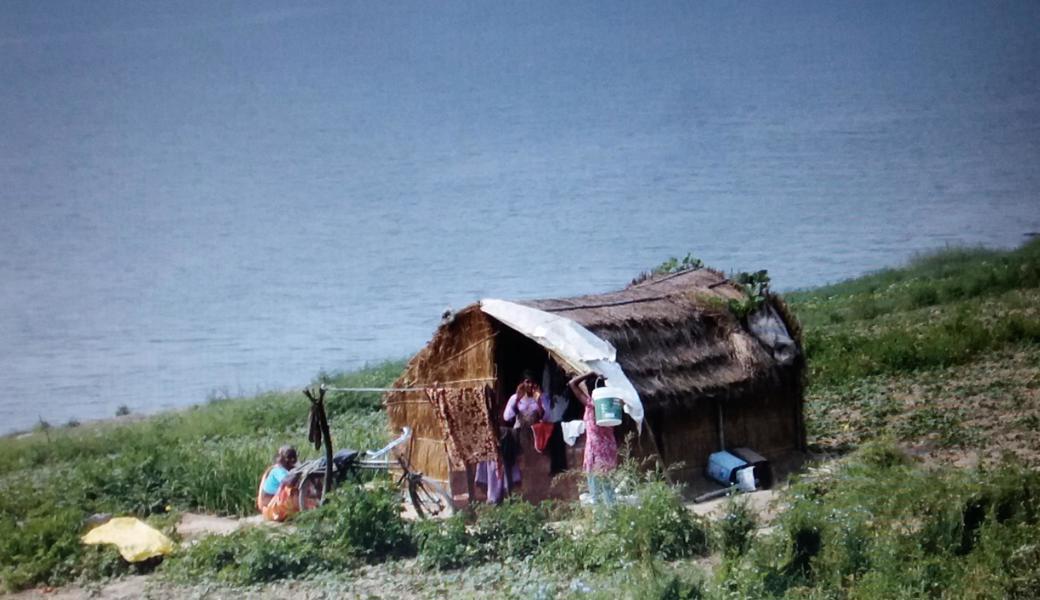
[425,385,500,466]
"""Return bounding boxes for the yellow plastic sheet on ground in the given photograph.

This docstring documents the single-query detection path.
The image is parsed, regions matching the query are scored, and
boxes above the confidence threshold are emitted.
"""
[81,517,174,562]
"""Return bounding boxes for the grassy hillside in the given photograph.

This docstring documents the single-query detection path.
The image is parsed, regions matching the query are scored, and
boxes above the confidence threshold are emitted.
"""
[787,238,1040,466]
[1,239,1038,597]
[0,363,402,590]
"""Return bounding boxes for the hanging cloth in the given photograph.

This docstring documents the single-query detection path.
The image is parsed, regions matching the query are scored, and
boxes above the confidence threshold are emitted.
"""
[531,421,554,453]
[561,419,586,446]
[307,405,322,450]
[425,385,500,465]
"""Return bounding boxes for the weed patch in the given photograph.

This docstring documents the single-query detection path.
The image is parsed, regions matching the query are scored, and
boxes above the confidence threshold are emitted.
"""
[539,467,709,573]
[714,497,758,559]
[165,527,329,586]
[713,444,1040,598]
[295,479,414,564]
[413,514,479,571]
[414,499,554,570]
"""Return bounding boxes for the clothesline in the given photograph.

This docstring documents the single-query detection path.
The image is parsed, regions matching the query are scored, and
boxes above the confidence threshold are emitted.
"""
[325,376,496,394]
[326,387,425,392]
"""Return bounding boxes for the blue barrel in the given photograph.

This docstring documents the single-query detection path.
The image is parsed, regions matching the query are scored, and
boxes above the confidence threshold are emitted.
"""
[707,451,748,485]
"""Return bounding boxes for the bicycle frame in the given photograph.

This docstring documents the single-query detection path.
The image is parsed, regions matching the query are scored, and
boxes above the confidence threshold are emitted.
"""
[350,427,423,489]
[291,426,451,517]
[354,426,412,470]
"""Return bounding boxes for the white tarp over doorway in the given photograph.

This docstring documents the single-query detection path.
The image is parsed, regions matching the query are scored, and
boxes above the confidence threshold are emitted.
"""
[480,298,644,430]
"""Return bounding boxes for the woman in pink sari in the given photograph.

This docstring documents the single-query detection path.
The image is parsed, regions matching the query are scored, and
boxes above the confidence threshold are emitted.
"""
[569,371,619,504]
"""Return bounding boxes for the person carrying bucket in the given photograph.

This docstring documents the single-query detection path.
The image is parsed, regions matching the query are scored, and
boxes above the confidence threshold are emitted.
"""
[569,371,620,505]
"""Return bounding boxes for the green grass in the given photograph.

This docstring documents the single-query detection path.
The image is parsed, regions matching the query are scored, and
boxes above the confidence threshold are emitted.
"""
[783,238,1040,387]
[789,241,1040,459]
[0,360,405,479]
[0,360,404,591]
[4,239,1040,595]
[785,238,1040,330]
[164,480,413,585]
[800,293,1040,385]
[711,443,1040,599]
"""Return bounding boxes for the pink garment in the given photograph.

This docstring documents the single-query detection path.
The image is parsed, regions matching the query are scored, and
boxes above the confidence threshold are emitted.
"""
[582,403,618,473]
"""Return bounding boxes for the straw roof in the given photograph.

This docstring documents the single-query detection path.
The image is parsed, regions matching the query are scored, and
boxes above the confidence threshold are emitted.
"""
[519,268,803,415]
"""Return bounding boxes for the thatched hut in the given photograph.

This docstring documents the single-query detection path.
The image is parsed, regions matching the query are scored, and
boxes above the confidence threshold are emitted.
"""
[385,266,805,503]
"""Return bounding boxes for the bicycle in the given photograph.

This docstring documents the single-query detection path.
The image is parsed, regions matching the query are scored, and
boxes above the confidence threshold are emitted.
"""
[289,427,454,519]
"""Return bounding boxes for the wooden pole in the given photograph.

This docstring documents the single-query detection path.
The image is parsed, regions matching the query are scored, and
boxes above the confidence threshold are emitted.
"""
[716,399,725,452]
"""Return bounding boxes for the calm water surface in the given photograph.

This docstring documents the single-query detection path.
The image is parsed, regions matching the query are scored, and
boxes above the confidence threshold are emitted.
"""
[2,1,1039,433]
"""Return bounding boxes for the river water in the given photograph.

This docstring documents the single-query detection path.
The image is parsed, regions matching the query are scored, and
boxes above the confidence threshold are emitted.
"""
[2,1,1039,433]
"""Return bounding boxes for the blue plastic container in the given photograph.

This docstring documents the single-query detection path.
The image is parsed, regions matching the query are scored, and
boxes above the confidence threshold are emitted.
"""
[706,451,748,485]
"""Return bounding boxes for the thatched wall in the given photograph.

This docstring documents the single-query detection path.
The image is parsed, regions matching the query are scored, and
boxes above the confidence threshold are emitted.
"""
[386,306,496,482]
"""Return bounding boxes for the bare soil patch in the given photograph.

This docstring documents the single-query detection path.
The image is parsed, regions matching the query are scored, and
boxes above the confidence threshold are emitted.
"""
[808,345,1040,466]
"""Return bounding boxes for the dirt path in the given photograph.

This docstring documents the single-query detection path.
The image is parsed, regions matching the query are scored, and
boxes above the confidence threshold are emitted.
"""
[687,488,779,523]
[175,513,248,541]
[7,576,150,600]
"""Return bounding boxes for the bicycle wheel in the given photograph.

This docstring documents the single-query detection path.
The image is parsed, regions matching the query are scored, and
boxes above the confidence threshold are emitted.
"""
[407,475,454,519]
[298,474,324,512]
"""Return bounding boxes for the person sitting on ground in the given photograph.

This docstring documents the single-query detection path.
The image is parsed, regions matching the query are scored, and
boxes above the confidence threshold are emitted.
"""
[257,445,299,521]
[569,371,619,505]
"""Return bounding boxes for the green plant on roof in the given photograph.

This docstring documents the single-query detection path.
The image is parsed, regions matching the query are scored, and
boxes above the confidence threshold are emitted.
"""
[653,253,704,275]
[729,270,771,319]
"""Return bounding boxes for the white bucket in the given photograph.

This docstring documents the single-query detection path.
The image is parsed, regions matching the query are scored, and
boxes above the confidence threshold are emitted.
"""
[736,467,756,492]
[591,387,624,426]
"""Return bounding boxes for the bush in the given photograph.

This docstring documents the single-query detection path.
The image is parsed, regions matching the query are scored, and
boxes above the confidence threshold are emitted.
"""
[715,497,758,558]
[611,480,710,562]
[413,514,479,570]
[296,479,413,563]
[75,545,135,581]
[907,284,940,308]
[413,499,553,570]
[413,472,708,575]
[715,445,1040,598]
[0,502,85,591]
[470,499,553,562]
[539,468,709,573]
[165,527,328,585]
[167,476,416,586]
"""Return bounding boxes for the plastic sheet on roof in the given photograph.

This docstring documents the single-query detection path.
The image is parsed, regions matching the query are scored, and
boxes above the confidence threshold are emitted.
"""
[480,298,643,430]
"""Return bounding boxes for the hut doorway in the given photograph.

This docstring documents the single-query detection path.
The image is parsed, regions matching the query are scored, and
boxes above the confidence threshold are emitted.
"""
[486,322,586,503]
[491,323,551,417]
[490,322,583,422]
